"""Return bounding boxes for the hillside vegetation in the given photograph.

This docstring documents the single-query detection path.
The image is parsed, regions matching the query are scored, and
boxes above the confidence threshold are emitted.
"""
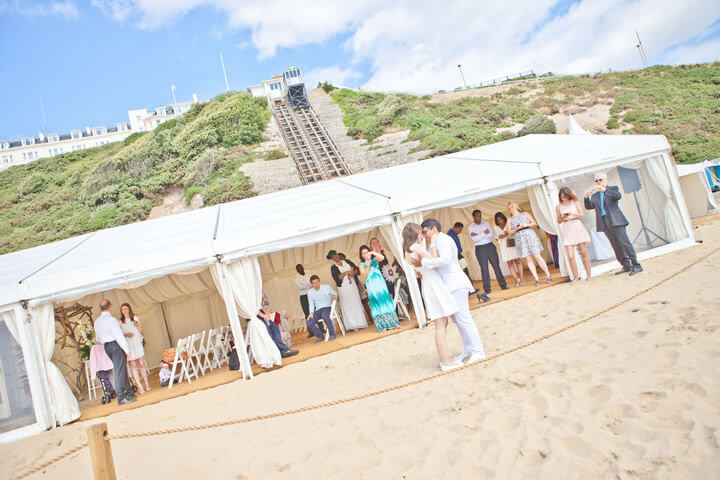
[0,92,270,254]
[331,63,720,162]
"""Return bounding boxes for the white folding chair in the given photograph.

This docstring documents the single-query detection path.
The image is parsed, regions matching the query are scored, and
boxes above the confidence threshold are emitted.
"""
[329,299,346,336]
[220,326,232,356]
[203,327,220,372]
[188,332,206,376]
[84,360,102,400]
[393,279,410,320]
[214,327,229,367]
[168,336,198,389]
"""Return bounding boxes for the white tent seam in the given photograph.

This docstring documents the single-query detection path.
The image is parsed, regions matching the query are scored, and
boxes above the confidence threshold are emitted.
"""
[18,232,98,284]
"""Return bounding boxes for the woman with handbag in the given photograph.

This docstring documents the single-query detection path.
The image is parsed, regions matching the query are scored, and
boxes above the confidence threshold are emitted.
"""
[494,212,525,287]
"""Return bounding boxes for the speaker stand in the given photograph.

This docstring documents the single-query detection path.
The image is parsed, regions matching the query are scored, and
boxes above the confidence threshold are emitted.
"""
[631,191,668,248]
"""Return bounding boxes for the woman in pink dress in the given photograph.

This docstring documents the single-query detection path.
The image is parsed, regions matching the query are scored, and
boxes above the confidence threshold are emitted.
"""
[556,187,592,281]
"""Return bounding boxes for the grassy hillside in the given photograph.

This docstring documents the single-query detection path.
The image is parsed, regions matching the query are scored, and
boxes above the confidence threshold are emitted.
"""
[331,63,720,162]
[0,92,270,254]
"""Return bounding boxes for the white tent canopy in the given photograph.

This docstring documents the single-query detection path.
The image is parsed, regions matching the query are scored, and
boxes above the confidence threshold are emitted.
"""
[0,134,697,441]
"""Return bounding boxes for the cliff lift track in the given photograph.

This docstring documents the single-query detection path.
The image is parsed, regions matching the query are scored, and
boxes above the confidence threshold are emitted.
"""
[271,99,350,184]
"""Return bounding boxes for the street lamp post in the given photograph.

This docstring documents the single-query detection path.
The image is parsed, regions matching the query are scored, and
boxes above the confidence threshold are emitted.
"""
[457,64,468,89]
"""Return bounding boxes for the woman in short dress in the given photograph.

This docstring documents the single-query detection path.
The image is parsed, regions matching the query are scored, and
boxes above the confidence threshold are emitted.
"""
[119,303,151,394]
[403,223,461,371]
[506,202,552,286]
[358,245,399,332]
[494,212,525,287]
[556,187,592,281]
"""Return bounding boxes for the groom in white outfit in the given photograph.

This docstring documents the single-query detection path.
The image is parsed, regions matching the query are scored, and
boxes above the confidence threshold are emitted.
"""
[411,218,486,364]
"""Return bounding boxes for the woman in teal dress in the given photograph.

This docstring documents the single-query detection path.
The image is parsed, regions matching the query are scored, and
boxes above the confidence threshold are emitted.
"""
[358,245,399,332]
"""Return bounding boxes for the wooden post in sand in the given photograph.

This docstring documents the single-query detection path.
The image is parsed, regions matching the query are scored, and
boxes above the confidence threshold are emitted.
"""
[87,422,117,480]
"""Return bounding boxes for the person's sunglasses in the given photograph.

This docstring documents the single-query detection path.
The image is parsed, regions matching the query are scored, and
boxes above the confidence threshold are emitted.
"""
[595,179,603,183]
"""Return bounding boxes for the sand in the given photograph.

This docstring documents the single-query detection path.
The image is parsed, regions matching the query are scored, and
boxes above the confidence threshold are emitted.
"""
[3,220,720,479]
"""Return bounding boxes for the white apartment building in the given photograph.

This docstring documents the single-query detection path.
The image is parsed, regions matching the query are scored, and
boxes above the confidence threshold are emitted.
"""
[0,94,199,171]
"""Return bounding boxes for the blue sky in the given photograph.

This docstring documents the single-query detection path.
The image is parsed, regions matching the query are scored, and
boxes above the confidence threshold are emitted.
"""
[1,0,719,140]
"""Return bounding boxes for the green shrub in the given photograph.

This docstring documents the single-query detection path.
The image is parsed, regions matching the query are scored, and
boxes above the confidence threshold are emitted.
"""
[21,174,46,195]
[607,116,620,129]
[123,132,146,145]
[517,115,556,136]
[263,149,286,160]
[185,186,203,205]
[91,205,119,230]
[321,82,335,93]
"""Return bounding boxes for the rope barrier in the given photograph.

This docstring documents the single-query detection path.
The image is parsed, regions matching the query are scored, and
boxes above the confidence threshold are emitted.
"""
[12,243,719,480]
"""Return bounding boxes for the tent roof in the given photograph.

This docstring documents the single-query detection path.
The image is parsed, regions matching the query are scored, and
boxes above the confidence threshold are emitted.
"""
[0,134,672,306]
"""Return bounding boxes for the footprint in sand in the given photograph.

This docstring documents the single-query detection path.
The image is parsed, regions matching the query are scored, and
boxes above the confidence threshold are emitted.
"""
[558,435,594,457]
[685,382,707,397]
[588,384,612,403]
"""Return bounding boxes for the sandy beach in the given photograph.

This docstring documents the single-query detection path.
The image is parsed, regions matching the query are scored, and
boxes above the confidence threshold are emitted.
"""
[3,219,719,479]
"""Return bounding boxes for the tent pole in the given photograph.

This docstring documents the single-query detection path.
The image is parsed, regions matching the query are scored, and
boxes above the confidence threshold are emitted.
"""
[391,218,426,328]
[214,263,254,379]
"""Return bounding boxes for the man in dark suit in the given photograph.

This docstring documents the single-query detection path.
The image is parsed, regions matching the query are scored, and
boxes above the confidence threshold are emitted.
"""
[584,172,642,276]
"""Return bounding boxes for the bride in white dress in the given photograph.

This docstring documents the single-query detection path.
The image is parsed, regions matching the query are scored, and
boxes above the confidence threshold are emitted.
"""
[402,223,461,370]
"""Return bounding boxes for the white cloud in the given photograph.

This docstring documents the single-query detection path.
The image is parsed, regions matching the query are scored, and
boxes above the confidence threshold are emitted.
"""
[303,66,362,90]
[91,0,720,92]
[0,0,79,18]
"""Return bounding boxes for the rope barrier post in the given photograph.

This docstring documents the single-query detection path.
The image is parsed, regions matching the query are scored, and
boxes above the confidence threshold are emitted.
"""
[87,423,117,480]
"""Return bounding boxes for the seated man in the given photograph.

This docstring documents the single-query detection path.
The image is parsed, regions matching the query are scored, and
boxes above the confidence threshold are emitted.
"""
[306,275,337,343]
[257,307,299,358]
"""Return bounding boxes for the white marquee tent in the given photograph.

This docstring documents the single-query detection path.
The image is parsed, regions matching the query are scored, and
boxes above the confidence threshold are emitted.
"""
[0,134,697,442]
[676,162,718,218]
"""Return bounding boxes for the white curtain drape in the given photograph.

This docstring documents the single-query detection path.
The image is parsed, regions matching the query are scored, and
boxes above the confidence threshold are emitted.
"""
[380,214,426,327]
[528,185,558,235]
[32,304,80,426]
[644,157,688,242]
[211,257,281,369]
[528,184,568,276]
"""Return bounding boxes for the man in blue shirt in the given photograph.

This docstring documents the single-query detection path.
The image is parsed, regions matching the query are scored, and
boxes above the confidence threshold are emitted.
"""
[447,222,478,295]
[306,275,338,342]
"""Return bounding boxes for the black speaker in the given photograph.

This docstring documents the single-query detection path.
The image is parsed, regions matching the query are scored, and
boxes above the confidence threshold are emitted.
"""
[617,166,641,193]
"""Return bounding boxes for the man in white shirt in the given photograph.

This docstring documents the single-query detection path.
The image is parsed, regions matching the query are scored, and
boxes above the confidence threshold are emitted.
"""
[306,276,338,343]
[94,299,136,405]
[295,264,313,337]
[411,218,486,364]
[468,209,507,297]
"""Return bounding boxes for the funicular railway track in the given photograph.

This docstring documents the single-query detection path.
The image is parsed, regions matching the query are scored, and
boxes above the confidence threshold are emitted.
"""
[272,99,350,184]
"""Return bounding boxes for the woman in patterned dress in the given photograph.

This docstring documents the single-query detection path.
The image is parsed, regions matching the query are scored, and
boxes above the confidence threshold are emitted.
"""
[506,202,552,286]
[358,245,399,332]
